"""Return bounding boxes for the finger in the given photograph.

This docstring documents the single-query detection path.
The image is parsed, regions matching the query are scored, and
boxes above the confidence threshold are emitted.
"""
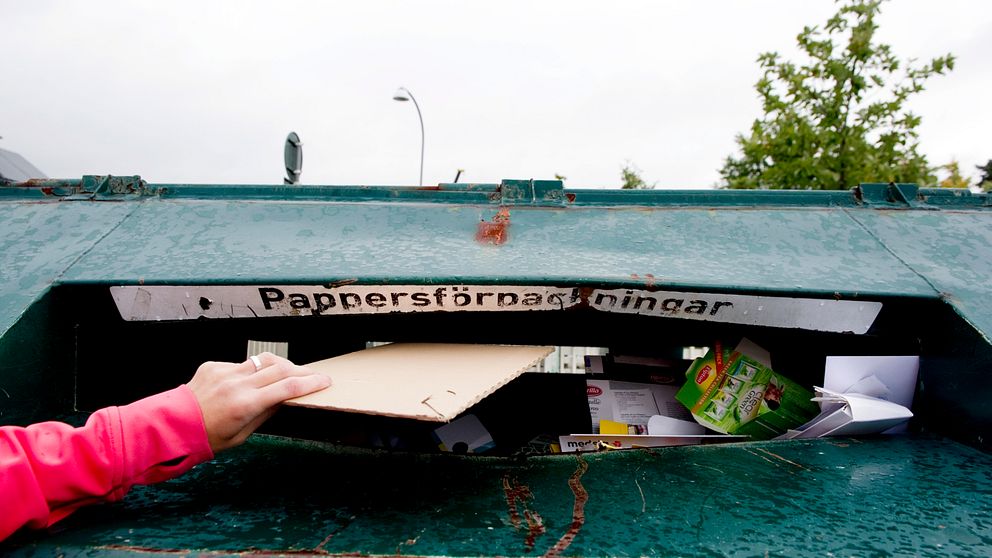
[256,374,332,408]
[235,358,260,375]
[247,361,324,388]
[241,351,285,375]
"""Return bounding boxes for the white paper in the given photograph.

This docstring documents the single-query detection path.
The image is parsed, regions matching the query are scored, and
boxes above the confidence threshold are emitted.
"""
[824,355,918,434]
[780,387,913,439]
[612,388,660,424]
[647,415,707,435]
[586,380,690,433]
[824,356,918,407]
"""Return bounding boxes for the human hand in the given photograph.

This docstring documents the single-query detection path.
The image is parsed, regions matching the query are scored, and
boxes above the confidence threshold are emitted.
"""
[186,353,331,452]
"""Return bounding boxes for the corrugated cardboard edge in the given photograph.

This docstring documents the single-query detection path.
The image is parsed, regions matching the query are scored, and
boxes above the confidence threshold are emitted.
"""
[285,343,554,422]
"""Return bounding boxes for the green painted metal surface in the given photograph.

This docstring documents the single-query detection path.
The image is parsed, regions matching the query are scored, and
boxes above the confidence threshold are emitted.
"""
[55,201,933,299]
[4,434,990,557]
[849,210,992,342]
[0,201,134,336]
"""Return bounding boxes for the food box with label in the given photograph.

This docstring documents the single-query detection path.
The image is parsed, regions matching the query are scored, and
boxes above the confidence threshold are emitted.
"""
[676,340,819,438]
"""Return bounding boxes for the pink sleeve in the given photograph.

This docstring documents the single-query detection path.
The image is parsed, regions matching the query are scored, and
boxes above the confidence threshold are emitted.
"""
[0,385,214,540]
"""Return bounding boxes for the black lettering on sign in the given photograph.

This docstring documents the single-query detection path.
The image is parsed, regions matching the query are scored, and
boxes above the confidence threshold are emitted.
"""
[634,296,657,311]
[661,298,684,313]
[366,293,387,308]
[341,293,361,310]
[314,293,336,313]
[433,287,447,307]
[259,288,285,310]
[411,293,431,306]
[684,300,708,314]
[595,293,617,307]
[522,292,542,306]
[710,301,733,315]
[289,293,311,309]
[497,292,518,307]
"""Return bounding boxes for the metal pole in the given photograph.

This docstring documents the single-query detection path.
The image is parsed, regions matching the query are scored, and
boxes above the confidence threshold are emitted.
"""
[395,87,424,187]
[405,89,425,187]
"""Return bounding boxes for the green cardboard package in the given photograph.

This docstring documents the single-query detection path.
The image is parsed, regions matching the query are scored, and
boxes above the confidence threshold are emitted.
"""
[675,340,819,439]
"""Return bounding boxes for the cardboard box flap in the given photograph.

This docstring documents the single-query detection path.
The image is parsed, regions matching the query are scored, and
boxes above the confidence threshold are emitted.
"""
[286,343,554,422]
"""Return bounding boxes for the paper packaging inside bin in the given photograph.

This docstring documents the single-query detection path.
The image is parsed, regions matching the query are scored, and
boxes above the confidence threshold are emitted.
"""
[777,387,913,439]
[287,343,553,421]
[587,379,692,434]
[675,339,819,439]
[558,434,744,452]
[648,415,706,435]
[823,356,918,406]
[823,355,918,433]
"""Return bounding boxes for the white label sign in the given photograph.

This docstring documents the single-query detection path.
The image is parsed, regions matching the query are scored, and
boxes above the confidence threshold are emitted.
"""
[109,285,881,333]
[110,285,580,321]
[587,288,881,334]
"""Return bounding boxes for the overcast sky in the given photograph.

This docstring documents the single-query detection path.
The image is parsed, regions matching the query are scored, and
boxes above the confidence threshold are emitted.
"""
[2,1,990,188]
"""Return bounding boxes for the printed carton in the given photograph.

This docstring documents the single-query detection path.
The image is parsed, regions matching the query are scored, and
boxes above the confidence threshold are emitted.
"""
[675,341,818,439]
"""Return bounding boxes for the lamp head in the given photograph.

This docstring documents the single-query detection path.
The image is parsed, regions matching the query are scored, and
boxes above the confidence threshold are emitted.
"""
[392,88,410,102]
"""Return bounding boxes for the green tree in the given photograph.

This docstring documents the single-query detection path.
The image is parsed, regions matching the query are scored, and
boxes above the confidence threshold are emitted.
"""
[937,160,971,189]
[976,160,992,192]
[621,162,655,189]
[721,0,954,190]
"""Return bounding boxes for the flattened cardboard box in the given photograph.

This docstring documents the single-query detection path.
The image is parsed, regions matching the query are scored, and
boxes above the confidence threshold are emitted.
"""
[286,343,554,422]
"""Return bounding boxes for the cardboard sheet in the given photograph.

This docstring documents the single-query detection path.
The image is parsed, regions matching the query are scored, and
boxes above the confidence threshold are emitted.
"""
[286,343,553,422]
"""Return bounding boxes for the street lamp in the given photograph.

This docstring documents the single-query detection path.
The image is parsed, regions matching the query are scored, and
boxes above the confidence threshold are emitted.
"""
[392,86,424,186]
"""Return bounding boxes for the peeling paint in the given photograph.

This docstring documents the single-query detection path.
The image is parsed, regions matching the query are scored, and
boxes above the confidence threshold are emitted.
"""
[476,208,511,245]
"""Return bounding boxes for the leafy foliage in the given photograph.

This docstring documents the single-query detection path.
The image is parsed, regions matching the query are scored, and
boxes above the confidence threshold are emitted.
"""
[937,160,971,189]
[976,160,992,192]
[621,162,654,190]
[721,0,954,190]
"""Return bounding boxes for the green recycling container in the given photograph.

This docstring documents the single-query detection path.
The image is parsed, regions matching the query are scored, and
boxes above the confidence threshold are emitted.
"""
[2,176,991,557]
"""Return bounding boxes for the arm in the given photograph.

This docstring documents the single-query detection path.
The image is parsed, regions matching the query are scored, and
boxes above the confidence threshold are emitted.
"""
[0,385,212,539]
[1,353,330,540]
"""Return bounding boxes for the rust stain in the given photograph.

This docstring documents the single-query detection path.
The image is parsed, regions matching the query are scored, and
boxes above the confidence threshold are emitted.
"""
[503,475,546,551]
[630,273,657,288]
[94,545,368,556]
[20,178,52,187]
[502,474,529,530]
[476,207,511,245]
[314,530,336,553]
[542,456,589,557]
[523,509,547,551]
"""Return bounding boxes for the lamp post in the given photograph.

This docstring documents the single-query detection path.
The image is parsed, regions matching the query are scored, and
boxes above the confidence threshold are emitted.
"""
[392,87,424,186]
